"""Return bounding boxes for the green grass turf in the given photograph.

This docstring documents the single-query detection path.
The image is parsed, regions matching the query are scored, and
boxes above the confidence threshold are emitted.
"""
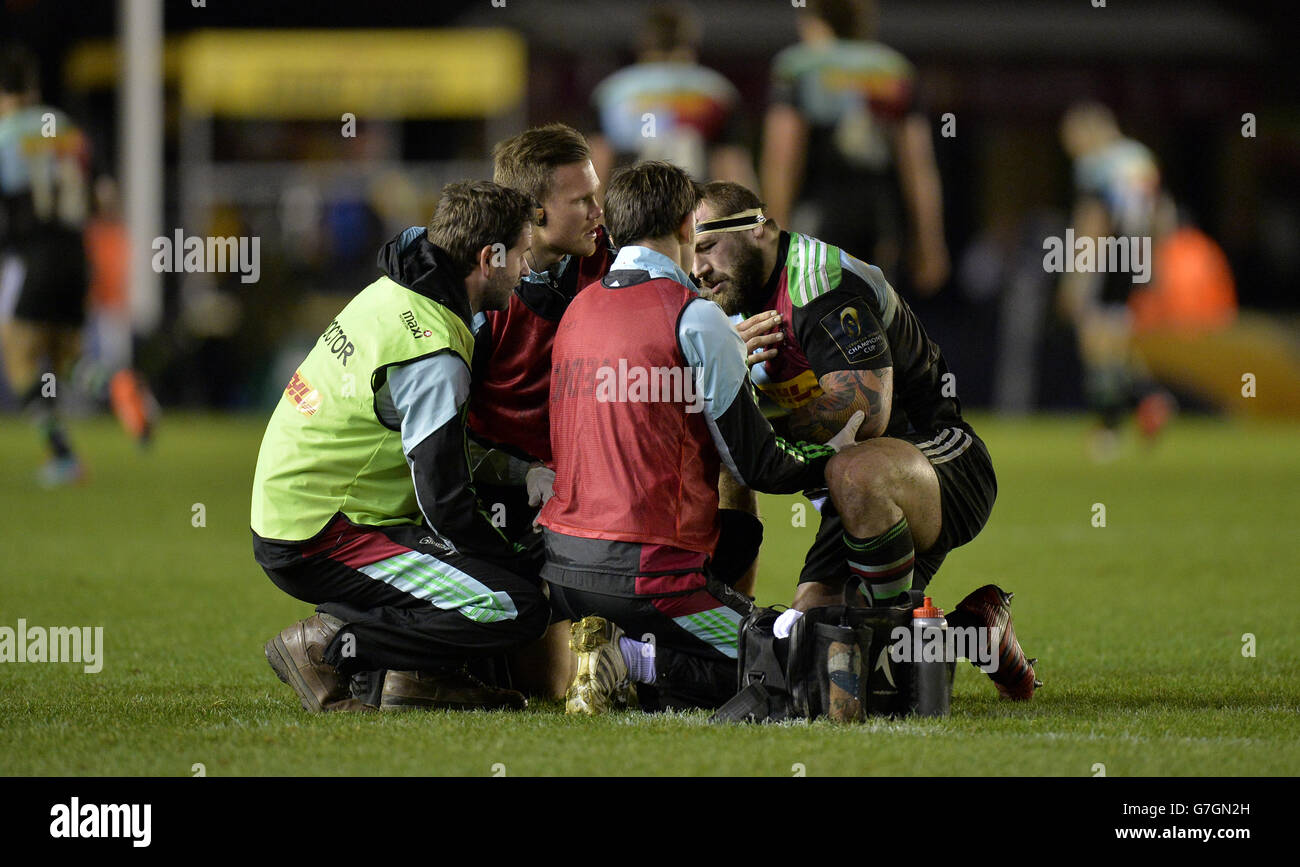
[1,412,1297,776]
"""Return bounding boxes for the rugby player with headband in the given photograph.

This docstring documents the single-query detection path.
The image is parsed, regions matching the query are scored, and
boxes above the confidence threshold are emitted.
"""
[692,181,1040,700]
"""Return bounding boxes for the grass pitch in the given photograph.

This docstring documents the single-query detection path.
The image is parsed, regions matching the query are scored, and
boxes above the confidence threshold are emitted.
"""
[1,412,1298,776]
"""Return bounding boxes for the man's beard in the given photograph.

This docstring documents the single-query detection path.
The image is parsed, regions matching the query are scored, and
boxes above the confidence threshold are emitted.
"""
[486,270,518,311]
[707,243,767,316]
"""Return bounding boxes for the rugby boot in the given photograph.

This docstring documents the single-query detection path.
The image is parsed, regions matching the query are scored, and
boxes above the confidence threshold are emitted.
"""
[1136,390,1177,443]
[265,613,372,712]
[565,616,636,715]
[948,584,1041,700]
[38,456,86,487]
[109,369,158,446]
[380,668,527,711]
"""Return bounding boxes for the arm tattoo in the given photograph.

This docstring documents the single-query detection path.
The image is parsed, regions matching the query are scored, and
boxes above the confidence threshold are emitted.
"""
[784,368,892,443]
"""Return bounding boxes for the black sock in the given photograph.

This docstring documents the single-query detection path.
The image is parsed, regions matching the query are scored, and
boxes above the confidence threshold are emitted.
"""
[1086,363,1133,430]
[37,415,74,460]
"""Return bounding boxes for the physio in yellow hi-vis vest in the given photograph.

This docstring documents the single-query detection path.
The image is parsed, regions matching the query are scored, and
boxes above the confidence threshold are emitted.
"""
[252,181,551,714]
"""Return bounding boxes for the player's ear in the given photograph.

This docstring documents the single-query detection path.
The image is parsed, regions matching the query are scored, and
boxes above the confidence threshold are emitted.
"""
[476,244,495,278]
[677,210,695,246]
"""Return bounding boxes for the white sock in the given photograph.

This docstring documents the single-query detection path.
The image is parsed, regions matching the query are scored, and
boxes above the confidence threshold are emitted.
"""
[619,636,656,684]
[773,608,804,639]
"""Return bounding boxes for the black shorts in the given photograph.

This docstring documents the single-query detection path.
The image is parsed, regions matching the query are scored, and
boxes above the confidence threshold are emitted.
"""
[1098,267,1137,307]
[798,422,997,592]
[5,231,88,327]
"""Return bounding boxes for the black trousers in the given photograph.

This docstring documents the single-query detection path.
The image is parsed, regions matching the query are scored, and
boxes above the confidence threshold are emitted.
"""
[260,517,549,675]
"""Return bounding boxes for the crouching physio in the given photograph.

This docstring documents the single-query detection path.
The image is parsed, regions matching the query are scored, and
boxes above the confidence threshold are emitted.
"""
[250,181,550,712]
[536,162,863,713]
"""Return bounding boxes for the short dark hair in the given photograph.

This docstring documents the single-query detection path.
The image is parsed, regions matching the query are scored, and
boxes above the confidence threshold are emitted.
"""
[699,181,766,222]
[492,123,591,205]
[808,0,875,40]
[427,181,534,280]
[0,44,39,97]
[640,2,701,55]
[603,161,703,247]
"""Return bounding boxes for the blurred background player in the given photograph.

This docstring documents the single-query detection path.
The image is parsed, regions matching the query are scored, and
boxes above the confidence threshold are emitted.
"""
[761,0,949,297]
[1059,102,1178,460]
[0,44,92,485]
[253,181,548,713]
[585,5,766,593]
[0,45,155,487]
[538,161,863,714]
[587,2,756,189]
[693,181,1037,699]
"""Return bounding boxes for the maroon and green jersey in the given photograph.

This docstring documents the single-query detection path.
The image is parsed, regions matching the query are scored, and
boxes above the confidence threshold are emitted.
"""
[748,231,961,437]
[769,39,916,258]
[466,227,615,463]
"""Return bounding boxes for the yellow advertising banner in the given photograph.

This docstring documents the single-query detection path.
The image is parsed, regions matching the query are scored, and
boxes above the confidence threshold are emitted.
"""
[175,29,526,118]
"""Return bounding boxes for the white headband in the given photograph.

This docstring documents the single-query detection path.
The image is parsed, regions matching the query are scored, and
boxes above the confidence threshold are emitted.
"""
[695,208,767,236]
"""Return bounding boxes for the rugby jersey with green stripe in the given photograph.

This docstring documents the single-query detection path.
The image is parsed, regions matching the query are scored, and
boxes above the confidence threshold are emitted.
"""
[747,230,962,437]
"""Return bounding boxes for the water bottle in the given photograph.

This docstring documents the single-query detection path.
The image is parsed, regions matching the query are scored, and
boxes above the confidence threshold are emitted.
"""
[912,596,951,717]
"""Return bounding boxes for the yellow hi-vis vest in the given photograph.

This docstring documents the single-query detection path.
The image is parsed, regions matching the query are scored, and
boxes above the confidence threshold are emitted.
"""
[250,275,474,542]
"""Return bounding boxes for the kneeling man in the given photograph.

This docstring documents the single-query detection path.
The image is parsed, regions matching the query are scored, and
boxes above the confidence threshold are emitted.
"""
[537,162,862,713]
[252,182,549,712]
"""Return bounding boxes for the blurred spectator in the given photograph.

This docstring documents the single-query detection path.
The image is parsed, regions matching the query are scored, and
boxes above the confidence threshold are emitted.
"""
[588,2,755,188]
[1130,225,1237,334]
[761,0,949,296]
[80,174,157,445]
[83,175,129,372]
